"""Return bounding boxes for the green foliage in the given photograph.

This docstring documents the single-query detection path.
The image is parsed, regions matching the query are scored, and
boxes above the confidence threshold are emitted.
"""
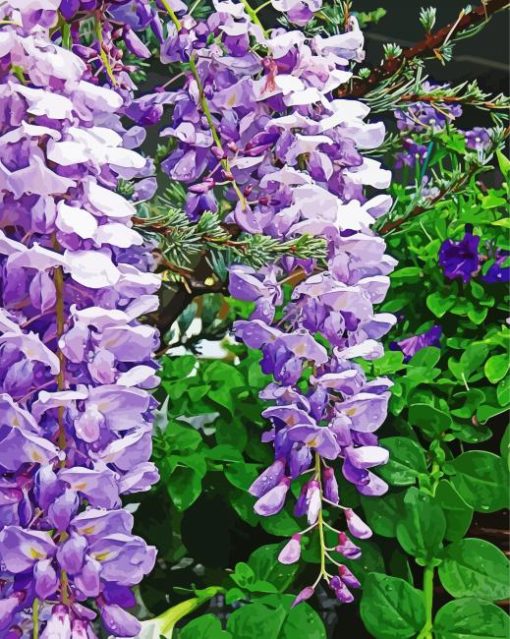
[360,573,425,639]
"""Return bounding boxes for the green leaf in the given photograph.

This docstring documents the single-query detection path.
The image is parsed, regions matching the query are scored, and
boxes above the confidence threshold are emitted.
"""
[373,351,405,375]
[361,492,405,538]
[409,347,441,368]
[391,267,422,283]
[476,403,509,424]
[460,344,490,379]
[226,603,286,639]
[496,149,510,177]
[408,403,452,437]
[180,614,232,639]
[260,506,300,537]
[167,466,203,511]
[434,598,510,639]
[248,544,298,592]
[438,538,510,602]
[225,463,259,491]
[467,306,488,325]
[378,437,427,486]
[435,480,473,542]
[231,562,256,588]
[167,423,203,454]
[497,376,510,407]
[449,451,507,513]
[360,573,425,639]
[261,595,326,639]
[485,354,510,384]
[161,355,197,380]
[500,424,510,470]
[427,291,456,318]
[226,596,326,639]
[396,487,445,565]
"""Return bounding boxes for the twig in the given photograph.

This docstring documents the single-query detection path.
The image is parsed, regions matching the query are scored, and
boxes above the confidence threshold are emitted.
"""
[337,0,509,99]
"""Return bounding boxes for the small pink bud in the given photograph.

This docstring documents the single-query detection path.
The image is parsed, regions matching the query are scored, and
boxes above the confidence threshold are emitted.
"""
[291,586,314,608]
[345,508,372,539]
[278,534,301,565]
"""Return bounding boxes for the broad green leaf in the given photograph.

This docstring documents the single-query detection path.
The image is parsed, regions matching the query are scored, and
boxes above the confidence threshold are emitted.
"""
[180,614,231,639]
[378,437,427,486]
[409,347,441,368]
[434,598,509,639]
[449,451,507,513]
[343,540,386,585]
[167,466,203,511]
[435,480,473,542]
[396,487,445,565]
[408,403,452,438]
[360,573,425,639]
[426,291,456,318]
[460,343,489,378]
[260,506,300,537]
[226,596,326,639]
[226,603,286,639]
[496,149,510,176]
[500,424,510,470]
[225,463,259,491]
[248,544,298,591]
[260,595,326,639]
[484,354,510,384]
[438,538,510,601]
[497,376,510,406]
[361,491,405,537]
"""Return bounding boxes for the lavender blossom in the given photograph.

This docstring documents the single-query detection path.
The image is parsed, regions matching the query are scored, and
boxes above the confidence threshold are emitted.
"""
[0,3,159,635]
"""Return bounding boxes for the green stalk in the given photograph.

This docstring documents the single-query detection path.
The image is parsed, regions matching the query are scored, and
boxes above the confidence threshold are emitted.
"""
[417,566,435,639]
[314,453,327,578]
[160,5,248,210]
[240,0,268,36]
[33,597,39,639]
[188,56,248,209]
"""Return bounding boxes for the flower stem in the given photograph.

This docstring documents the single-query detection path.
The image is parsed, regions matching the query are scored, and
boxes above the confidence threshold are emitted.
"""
[315,453,327,578]
[160,3,248,210]
[240,0,268,36]
[33,597,39,639]
[188,56,248,209]
[417,565,435,639]
[160,0,181,30]
[95,18,116,85]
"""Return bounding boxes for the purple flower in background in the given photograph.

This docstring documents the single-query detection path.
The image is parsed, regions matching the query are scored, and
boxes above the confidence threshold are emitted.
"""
[391,325,442,361]
[439,226,481,284]
[464,127,491,151]
[483,250,510,284]
[395,138,429,169]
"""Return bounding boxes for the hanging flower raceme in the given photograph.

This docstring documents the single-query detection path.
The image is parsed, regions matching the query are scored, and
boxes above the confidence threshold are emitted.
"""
[157,0,395,604]
[0,2,159,636]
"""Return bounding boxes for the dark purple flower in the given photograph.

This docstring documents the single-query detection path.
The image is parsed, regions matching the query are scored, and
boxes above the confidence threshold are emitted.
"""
[439,227,480,284]
[391,325,442,361]
[483,250,510,284]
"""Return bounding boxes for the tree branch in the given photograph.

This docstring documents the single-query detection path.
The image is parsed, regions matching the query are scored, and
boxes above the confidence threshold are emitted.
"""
[337,0,509,99]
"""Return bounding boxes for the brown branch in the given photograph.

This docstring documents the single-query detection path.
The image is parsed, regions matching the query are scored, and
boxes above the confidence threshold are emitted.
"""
[379,169,476,235]
[337,0,509,99]
[399,93,509,110]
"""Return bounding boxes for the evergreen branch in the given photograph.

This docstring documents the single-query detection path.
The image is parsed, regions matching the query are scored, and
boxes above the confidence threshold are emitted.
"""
[337,0,509,100]
[378,127,510,235]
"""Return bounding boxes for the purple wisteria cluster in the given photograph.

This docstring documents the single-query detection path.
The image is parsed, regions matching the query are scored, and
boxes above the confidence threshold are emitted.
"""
[156,0,396,603]
[0,2,160,636]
